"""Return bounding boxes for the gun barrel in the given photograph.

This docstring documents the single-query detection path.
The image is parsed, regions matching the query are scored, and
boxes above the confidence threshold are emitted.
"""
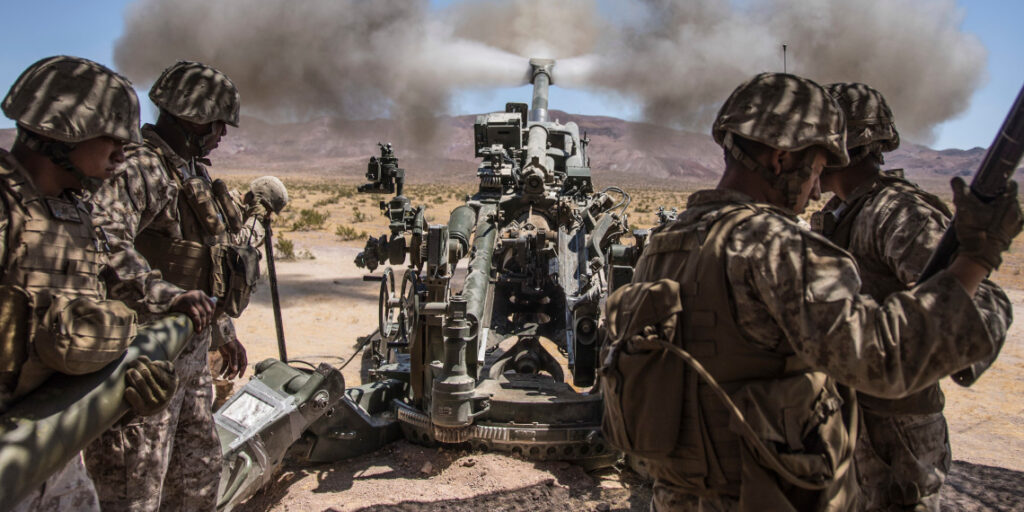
[0,315,193,507]
[529,58,554,123]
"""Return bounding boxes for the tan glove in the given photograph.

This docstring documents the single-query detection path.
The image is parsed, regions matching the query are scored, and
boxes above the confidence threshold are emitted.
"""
[952,177,1024,271]
[123,356,178,417]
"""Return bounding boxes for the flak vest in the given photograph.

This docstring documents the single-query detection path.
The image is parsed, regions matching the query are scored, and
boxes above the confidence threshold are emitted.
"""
[605,202,855,508]
[0,150,108,402]
[813,172,950,416]
[133,144,227,295]
[0,151,105,301]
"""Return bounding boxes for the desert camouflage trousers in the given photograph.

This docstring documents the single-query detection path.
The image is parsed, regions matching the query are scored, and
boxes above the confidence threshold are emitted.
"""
[84,328,221,511]
[12,453,99,512]
[854,410,950,511]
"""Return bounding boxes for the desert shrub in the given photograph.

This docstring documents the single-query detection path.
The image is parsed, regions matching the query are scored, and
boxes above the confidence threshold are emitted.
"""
[275,236,295,260]
[335,224,367,241]
[292,208,329,231]
[352,207,367,223]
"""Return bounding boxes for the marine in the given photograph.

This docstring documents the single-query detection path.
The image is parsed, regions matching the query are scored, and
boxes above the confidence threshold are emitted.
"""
[600,72,1021,511]
[0,55,214,511]
[84,60,256,511]
[813,82,1012,511]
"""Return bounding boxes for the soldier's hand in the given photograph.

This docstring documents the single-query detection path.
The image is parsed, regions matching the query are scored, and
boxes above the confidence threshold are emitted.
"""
[243,199,270,223]
[123,356,178,417]
[170,290,215,332]
[217,340,248,380]
[952,177,1024,271]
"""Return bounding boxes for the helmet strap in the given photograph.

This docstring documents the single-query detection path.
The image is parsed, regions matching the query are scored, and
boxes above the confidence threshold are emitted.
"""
[16,129,103,193]
[167,115,209,158]
[723,132,806,211]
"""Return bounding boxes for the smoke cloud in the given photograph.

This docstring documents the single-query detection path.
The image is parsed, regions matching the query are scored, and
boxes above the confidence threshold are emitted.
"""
[583,0,987,143]
[116,0,986,144]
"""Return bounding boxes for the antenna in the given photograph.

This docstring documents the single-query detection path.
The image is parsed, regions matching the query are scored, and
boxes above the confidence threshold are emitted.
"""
[782,44,788,73]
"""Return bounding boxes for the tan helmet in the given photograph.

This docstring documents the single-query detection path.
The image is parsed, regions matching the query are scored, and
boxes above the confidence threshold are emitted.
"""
[2,55,141,144]
[249,176,289,214]
[713,72,848,167]
[826,82,899,153]
[149,61,240,127]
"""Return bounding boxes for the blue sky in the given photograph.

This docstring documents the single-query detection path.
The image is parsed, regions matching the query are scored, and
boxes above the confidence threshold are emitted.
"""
[0,0,1019,150]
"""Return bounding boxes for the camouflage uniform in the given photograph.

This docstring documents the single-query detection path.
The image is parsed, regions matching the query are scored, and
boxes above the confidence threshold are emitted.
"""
[84,61,244,511]
[639,189,1004,511]
[813,82,1012,511]
[0,56,181,512]
[816,173,1010,510]
[613,74,1013,512]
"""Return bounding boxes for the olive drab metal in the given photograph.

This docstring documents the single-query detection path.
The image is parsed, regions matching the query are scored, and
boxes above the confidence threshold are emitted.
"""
[1,56,141,144]
[149,61,240,127]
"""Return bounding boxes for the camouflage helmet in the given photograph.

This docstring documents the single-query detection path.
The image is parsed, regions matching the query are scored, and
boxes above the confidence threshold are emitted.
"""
[713,72,848,167]
[826,82,899,153]
[249,176,289,214]
[2,56,141,144]
[149,61,240,127]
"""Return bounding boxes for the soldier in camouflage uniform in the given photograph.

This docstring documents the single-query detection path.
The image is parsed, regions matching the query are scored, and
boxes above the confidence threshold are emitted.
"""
[608,72,1021,511]
[812,82,1012,511]
[0,56,214,512]
[84,60,252,511]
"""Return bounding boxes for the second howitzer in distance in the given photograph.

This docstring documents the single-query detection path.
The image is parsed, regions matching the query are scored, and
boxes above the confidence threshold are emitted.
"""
[352,58,645,465]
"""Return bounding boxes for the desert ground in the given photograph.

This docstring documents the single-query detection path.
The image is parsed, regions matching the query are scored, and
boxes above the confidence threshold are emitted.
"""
[219,176,1024,511]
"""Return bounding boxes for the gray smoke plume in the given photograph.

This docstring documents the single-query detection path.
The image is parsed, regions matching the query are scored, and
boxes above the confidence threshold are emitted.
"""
[444,0,605,60]
[116,0,986,144]
[581,0,987,143]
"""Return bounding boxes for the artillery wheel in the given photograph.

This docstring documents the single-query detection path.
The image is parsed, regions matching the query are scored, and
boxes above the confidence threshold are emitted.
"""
[378,267,400,342]
[397,269,421,347]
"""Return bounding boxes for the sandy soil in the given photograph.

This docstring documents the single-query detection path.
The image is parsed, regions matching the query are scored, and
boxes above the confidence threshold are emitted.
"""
[220,181,1024,511]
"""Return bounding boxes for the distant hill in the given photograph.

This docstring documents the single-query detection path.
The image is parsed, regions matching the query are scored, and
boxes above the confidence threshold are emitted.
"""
[0,111,988,191]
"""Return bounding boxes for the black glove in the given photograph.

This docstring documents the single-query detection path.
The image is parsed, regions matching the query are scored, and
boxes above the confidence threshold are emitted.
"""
[123,356,178,417]
[952,177,1024,271]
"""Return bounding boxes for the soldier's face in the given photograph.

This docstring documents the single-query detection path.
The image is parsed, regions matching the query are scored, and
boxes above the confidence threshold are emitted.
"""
[68,136,126,180]
[200,121,227,154]
[793,150,827,214]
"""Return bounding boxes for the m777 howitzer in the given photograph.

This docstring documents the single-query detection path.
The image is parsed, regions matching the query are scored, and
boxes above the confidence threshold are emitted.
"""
[340,58,649,466]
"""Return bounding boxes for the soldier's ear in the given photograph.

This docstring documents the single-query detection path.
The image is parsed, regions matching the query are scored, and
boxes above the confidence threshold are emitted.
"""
[769,149,787,176]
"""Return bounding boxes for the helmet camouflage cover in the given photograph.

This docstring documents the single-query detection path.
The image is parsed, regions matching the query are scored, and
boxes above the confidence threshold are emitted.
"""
[149,61,240,127]
[713,72,848,167]
[826,82,899,153]
[2,55,141,144]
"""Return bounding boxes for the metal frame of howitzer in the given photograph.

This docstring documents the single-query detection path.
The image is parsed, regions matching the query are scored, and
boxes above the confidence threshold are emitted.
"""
[316,57,653,467]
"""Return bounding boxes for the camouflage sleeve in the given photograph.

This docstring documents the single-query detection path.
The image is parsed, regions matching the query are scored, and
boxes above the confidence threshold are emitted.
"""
[210,314,238,350]
[0,195,8,273]
[863,190,950,285]
[732,215,995,399]
[972,279,1013,355]
[91,155,185,313]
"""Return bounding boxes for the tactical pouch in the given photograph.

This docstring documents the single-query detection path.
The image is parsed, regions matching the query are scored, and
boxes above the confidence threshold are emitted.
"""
[34,295,137,375]
[211,244,260,318]
[600,279,685,458]
[729,372,852,486]
[0,285,32,374]
[182,176,227,237]
[135,230,212,294]
[213,179,244,235]
[601,280,856,493]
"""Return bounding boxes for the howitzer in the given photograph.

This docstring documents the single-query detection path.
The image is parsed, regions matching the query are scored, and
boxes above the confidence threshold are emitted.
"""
[0,315,193,509]
[919,83,1024,386]
[341,58,640,466]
